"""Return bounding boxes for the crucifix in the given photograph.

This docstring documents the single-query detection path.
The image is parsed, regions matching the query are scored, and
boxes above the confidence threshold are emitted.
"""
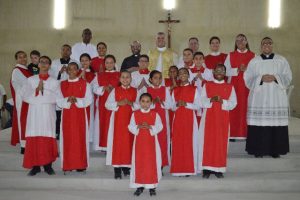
[159,11,180,48]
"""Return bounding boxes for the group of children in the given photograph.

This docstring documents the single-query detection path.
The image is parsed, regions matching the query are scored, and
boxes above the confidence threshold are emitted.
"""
[10,48,237,197]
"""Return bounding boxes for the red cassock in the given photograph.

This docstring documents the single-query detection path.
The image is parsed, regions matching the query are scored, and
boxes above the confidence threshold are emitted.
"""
[170,85,197,175]
[204,53,227,70]
[97,72,120,149]
[107,86,137,166]
[91,57,105,73]
[147,86,169,167]
[201,82,233,171]
[228,51,255,139]
[133,110,158,185]
[10,66,32,146]
[60,79,88,171]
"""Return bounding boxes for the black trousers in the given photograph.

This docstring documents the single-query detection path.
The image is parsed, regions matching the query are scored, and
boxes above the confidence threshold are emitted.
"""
[55,110,62,139]
[246,125,289,156]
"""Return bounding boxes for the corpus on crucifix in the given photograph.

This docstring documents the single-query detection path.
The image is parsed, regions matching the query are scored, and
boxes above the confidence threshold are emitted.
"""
[159,11,180,49]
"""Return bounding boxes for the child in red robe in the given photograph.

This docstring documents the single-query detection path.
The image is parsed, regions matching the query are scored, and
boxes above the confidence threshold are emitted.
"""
[147,70,173,170]
[170,68,200,176]
[91,42,107,73]
[92,55,120,151]
[199,64,237,178]
[105,70,138,179]
[128,93,163,196]
[57,62,93,174]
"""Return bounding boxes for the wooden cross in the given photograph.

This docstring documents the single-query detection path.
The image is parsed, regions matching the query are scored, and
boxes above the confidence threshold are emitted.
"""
[159,11,180,48]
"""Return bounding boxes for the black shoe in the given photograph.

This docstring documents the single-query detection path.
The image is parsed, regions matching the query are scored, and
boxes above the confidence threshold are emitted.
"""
[28,166,41,176]
[271,154,280,158]
[122,167,130,176]
[215,172,224,178]
[134,187,144,196]
[202,170,210,179]
[114,168,122,179]
[44,163,55,175]
[149,188,156,196]
[229,139,236,142]
[76,169,86,172]
[20,147,25,154]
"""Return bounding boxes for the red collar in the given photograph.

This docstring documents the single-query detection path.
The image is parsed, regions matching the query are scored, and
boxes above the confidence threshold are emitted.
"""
[39,74,49,80]
[139,68,150,74]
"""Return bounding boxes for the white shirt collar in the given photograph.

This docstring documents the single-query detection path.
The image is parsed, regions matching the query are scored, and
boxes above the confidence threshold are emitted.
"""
[81,68,91,72]
[81,42,91,46]
[141,108,151,113]
[157,47,167,52]
[68,77,79,82]
[237,49,248,53]
[16,64,27,69]
[105,70,116,73]
[150,84,162,89]
[213,79,225,84]
[210,52,221,56]
[121,85,130,89]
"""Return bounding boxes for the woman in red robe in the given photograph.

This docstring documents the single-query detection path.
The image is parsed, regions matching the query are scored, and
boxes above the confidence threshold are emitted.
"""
[91,42,107,73]
[170,68,200,176]
[57,62,93,173]
[204,36,227,70]
[105,70,138,179]
[92,55,120,151]
[224,34,255,140]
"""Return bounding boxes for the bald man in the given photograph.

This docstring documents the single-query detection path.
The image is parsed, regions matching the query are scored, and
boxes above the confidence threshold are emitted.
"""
[71,28,98,62]
[121,41,142,72]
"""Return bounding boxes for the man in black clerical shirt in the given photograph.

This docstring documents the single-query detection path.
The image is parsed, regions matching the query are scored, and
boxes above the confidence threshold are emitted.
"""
[27,50,40,75]
[121,41,141,72]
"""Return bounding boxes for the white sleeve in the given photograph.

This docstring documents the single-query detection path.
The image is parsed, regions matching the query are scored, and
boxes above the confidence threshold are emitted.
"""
[224,54,238,77]
[0,84,6,95]
[202,68,214,81]
[244,59,263,90]
[11,68,27,93]
[128,113,139,135]
[56,86,71,109]
[186,89,201,111]
[199,84,213,108]
[221,87,237,111]
[171,92,177,111]
[21,80,58,105]
[150,113,163,136]
[172,52,179,66]
[105,89,119,111]
[132,89,141,111]
[161,87,173,110]
[91,75,104,96]
[274,57,292,89]
[75,83,93,108]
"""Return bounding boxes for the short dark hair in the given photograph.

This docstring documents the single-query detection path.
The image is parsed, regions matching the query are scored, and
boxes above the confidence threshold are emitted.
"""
[189,37,199,42]
[30,50,40,57]
[105,54,116,63]
[139,54,149,62]
[193,51,204,59]
[169,65,178,71]
[209,36,220,44]
[139,92,153,101]
[183,48,193,54]
[62,44,71,50]
[68,62,79,69]
[39,55,52,65]
[97,42,107,49]
[14,51,26,60]
[214,63,226,72]
[261,37,273,45]
[179,67,190,76]
[80,53,91,61]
